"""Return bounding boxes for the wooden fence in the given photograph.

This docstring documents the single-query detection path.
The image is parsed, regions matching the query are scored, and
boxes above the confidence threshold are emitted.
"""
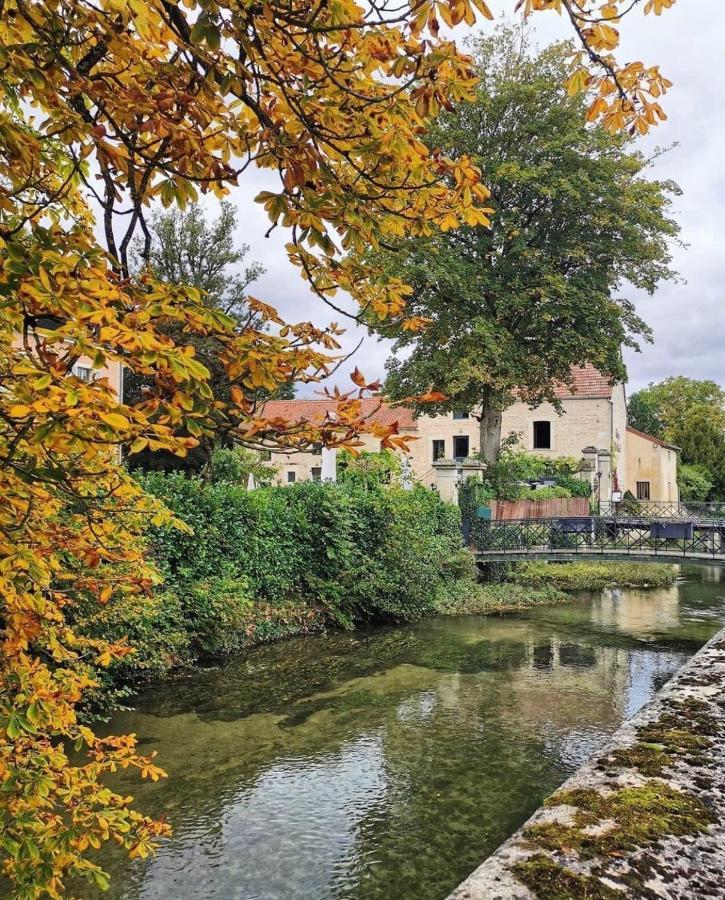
[490,497,590,521]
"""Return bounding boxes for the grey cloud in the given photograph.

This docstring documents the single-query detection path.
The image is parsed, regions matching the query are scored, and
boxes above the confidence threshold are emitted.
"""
[221,4,724,395]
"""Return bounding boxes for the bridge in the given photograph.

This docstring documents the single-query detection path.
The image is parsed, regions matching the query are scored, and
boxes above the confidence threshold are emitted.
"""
[464,504,725,567]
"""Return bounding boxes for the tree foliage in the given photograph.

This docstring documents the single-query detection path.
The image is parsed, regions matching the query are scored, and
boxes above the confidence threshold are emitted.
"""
[677,464,715,503]
[337,449,403,490]
[628,377,725,498]
[673,407,725,500]
[207,446,278,487]
[628,376,725,438]
[0,0,676,894]
[132,202,265,318]
[124,202,294,472]
[368,27,680,460]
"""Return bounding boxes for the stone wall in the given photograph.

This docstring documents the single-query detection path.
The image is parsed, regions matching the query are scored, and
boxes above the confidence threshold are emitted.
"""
[447,626,725,899]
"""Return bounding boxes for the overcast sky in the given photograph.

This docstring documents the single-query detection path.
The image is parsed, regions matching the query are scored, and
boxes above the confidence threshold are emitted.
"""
[212,1,725,396]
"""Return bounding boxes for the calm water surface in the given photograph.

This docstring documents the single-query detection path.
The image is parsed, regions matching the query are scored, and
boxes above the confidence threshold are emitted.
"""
[95,567,725,900]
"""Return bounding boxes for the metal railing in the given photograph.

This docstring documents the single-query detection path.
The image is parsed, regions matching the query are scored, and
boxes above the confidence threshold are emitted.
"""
[598,500,725,522]
[468,516,725,562]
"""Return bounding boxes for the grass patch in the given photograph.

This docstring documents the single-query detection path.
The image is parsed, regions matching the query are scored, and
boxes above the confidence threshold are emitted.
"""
[510,561,677,592]
[435,581,568,616]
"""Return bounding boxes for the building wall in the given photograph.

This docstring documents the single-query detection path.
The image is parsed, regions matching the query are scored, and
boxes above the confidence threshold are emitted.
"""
[624,430,679,503]
[11,333,123,397]
[266,390,679,504]
[413,412,481,486]
[499,397,614,461]
[611,383,628,492]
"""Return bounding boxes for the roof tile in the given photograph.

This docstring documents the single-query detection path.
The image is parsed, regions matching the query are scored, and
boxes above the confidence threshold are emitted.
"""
[261,397,418,430]
[551,364,614,399]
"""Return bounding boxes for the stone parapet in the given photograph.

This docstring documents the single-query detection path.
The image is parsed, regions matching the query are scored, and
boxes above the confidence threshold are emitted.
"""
[447,627,725,899]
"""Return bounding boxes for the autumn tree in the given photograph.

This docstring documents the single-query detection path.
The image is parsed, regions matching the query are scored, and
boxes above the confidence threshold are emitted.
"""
[0,0,676,896]
[369,27,680,461]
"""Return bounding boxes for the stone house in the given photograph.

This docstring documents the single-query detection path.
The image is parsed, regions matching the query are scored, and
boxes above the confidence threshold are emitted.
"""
[262,365,680,504]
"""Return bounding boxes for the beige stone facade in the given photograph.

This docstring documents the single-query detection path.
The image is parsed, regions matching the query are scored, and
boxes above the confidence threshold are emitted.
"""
[263,366,680,503]
[624,427,679,503]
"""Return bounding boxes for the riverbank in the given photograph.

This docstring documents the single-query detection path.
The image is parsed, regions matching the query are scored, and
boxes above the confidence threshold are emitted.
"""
[447,624,725,900]
[78,467,680,717]
[80,549,679,720]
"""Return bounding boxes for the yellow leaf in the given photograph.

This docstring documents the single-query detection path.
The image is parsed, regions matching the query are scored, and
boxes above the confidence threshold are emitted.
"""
[99,412,131,430]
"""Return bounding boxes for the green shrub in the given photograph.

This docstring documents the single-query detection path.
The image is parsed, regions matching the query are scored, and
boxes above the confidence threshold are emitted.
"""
[207,446,278,486]
[678,464,714,502]
[337,448,402,489]
[136,475,469,627]
[461,449,591,507]
[529,486,572,500]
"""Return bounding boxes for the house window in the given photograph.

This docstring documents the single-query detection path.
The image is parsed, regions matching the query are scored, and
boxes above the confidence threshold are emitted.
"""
[311,442,323,454]
[287,471,296,484]
[259,449,272,461]
[452,410,469,420]
[453,435,469,460]
[432,439,445,461]
[73,365,93,383]
[636,481,650,501]
[310,467,322,482]
[533,420,551,450]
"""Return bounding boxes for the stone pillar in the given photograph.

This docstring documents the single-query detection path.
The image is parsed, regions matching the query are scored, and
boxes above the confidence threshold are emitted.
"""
[580,446,598,495]
[321,447,337,483]
[432,459,459,503]
[432,459,486,503]
[598,449,612,503]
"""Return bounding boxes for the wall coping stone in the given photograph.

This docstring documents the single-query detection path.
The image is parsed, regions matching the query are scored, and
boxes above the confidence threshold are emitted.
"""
[447,625,725,899]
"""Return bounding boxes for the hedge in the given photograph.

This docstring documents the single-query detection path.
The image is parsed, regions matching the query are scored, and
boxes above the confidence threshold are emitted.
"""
[76,477,476,702]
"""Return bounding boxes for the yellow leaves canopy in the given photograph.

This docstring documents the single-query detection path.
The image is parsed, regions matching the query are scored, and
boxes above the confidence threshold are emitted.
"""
[0,0,673,895]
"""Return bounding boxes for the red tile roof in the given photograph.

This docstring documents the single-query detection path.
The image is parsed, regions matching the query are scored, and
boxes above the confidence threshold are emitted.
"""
[261,397,418,430]
[626,426,680,451]
[264,366,615,427]
[551,364,615,399]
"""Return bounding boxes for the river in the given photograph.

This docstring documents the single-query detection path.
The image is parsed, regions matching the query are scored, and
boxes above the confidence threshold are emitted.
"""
[91,567,725,900]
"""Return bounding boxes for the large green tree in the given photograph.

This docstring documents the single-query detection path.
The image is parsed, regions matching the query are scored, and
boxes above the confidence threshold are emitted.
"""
[126,202,266,411]
[136,201,266,320]
[126,203,295,471]
[674,409,725,500]
[629,377,725,498]
[368,27,680,462]
[628,376,725,438]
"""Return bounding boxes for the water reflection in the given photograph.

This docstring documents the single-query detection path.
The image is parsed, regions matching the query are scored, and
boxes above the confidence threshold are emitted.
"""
[91,569,725,900]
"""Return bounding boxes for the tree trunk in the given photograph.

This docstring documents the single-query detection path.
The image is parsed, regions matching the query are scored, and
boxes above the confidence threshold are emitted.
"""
[478,403,502,465]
